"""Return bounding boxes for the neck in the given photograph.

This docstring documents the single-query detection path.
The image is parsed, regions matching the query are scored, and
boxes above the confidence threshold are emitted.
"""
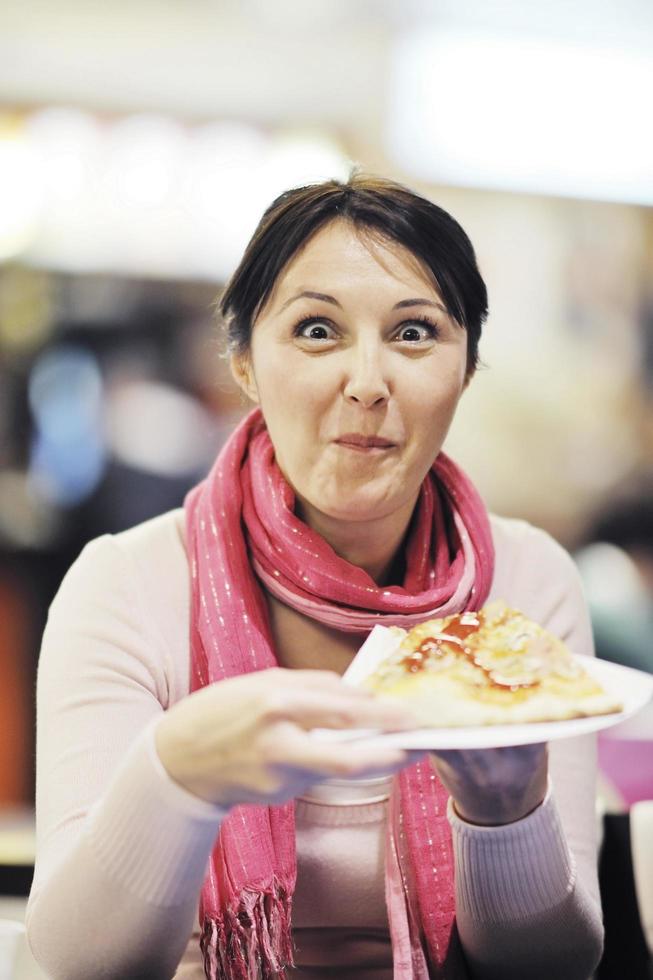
[295,495,418,586]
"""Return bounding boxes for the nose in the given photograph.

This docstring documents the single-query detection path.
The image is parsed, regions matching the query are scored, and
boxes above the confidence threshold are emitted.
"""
[342,342,390,409]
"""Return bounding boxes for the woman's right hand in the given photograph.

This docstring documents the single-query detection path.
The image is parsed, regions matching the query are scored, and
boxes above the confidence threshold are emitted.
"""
[154,667,416,808]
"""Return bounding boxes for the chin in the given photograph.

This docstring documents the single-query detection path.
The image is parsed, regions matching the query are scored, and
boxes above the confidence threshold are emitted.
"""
[311,491,404,524]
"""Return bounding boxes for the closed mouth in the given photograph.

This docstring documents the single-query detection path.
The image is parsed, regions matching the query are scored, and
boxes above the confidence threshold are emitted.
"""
[335,434,396,449]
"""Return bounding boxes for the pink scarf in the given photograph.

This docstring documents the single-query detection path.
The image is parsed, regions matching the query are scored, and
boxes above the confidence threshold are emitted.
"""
[185,408,494,980]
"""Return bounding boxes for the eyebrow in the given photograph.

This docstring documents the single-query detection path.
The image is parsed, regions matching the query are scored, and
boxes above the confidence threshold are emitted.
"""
[278,290,447,315]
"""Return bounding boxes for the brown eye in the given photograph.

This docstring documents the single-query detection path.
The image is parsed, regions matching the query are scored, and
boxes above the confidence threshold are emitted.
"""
[400,326,423,342]
[305,324,329,340]
[295,317,337,341]
[395,320,439,343]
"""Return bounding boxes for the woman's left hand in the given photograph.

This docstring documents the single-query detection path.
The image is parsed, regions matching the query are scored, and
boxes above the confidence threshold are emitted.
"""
[429,742,548,826]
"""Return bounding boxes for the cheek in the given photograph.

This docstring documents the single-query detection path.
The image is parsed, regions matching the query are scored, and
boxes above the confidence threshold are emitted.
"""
[256,351,336,420]
[253,355,331,462]
[402,365,465,432]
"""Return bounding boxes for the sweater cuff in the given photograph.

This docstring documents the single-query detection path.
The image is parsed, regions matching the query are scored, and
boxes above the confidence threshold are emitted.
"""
[448,787,576,922]
[84,717,227,906]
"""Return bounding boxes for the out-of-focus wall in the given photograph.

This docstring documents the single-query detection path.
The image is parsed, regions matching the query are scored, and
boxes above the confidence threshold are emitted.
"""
[440,189,653,545]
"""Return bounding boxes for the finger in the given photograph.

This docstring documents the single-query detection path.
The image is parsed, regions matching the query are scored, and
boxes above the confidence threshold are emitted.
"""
[276,735,410,780]
[262,689,415,731]
[277,669,375,697]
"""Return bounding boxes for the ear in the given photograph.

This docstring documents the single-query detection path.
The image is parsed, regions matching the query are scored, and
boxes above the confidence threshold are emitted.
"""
[230,352,259,404]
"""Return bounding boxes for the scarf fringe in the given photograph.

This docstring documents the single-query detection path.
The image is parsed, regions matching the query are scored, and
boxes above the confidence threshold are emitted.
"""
[200,885,294,980]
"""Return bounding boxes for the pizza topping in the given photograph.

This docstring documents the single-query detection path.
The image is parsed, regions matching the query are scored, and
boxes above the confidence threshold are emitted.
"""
[361,600,624,727]
[397,606,544,690]
[403,650,427,673]
[439,610,484,644]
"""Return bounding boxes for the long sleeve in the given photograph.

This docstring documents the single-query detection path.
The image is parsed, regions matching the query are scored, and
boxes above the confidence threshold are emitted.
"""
[25,533,226,980]
[26,509,608,979]
[449,520,604,980]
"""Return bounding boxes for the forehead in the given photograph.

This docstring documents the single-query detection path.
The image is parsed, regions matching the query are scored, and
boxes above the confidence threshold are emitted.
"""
[269,219,442,304]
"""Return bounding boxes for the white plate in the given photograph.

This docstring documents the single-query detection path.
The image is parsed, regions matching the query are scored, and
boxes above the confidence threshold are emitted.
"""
[310,627,653,749]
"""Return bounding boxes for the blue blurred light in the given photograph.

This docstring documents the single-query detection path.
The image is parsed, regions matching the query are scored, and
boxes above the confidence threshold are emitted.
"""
[27,345,107,506]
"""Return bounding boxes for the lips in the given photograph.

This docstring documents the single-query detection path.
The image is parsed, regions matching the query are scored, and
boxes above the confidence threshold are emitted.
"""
[335,433,396,449]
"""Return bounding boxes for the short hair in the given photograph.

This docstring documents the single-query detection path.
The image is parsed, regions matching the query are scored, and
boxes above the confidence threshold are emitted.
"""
[219,173,488,373]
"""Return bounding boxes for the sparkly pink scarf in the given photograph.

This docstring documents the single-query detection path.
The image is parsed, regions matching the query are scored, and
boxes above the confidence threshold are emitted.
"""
[185,408,494,979]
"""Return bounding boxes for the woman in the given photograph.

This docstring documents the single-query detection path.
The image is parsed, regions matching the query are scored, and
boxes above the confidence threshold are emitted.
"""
[26,175,603,980]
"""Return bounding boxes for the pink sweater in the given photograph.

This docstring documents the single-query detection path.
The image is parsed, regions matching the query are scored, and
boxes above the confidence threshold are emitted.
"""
[26,510,604,979]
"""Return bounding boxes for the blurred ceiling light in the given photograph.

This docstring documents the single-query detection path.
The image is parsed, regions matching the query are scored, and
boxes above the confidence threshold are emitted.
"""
[262,131,352,204]
[107,114,186,209]
[105,380,216,477]
[102,114,188,276]
[26,107,101,203]
[183,121,270,279]
[184,125,349,280]
[13,108,349,279]
[0,115,42,261]
[25,107,106,271]
[386,31,653,204]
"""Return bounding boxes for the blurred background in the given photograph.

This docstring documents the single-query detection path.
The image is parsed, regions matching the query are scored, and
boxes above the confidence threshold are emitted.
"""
[0,0,652,973]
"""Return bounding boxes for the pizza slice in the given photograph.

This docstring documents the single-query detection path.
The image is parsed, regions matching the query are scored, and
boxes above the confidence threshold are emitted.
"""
[361,601,623,726]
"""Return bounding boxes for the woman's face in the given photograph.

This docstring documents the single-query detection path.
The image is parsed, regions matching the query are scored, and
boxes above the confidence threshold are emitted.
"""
[232,219,471,525]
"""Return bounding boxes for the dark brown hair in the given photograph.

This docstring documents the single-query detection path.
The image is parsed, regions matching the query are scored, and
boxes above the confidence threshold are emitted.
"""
[219,173,488,373]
